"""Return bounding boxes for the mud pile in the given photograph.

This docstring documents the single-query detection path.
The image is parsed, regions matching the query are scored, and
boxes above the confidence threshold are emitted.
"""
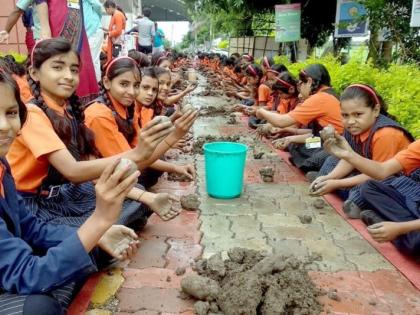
[193,135,241,154]
[181,248,322,315]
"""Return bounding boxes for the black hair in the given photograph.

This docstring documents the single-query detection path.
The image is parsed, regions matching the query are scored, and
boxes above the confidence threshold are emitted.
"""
[28,38,98,159]
[151,51,169,67]
[154,66,171,78]
[103,0,116,8]
[233,65,242,74]
[100,57,141,143]
[245,63,263,80]
[0,70,27,125]
[272,71,298,95]
[0,55,27,76]
[299,63,331,94]
[231,52,240,59]
[143,7,152,17]
[223,57,235,67]
[270,63,288,73]
[340,84,395,119]
[128,50,151,68]
[262,56,274,69]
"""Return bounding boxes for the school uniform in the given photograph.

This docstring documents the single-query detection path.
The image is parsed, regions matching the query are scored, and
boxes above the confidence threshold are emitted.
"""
[360,140,420,257]
[287,87,342,172]
[248,83,273,128]
[0,159,96,314]
[12,74,33,104]
[6,94,148,229]
[318,114,414,208]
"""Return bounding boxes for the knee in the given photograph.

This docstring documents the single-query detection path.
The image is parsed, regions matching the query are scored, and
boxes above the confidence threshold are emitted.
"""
[360,180,380,199]
[23,295,64,315]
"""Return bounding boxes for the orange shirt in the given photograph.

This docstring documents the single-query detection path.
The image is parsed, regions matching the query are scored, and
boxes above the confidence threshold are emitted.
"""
[258,84,273,109]
[277,97,299,114]
[0,163,5,197]
[395,140,420,175]
[137,103,155,128]
[84,96,140,157]
[288,87,344,133]
[12,74,33,104]
[6,94,67,192]
[356,127,411,162]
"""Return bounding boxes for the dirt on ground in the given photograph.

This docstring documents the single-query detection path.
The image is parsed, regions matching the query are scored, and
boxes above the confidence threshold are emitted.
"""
[259,167,275,183]
[193,135,241,154]
[199,106,233,117]
[180,194,201,211]
[182,248,323,315]
[168,172,193,182]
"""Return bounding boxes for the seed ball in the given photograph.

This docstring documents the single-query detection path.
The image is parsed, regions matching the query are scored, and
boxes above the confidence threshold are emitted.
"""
[115,158,137,180]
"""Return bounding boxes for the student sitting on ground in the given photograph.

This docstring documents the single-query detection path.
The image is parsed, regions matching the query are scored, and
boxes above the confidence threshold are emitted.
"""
[255,64,343,173]
[310,84,413,219]
[0,69,139,314]
[6,38,173,229]
[324,135,420,258]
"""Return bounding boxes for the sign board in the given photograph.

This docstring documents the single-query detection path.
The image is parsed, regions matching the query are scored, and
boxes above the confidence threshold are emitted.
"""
[275,4,301,42]
[411,0,420,27]
[334,0,368,37]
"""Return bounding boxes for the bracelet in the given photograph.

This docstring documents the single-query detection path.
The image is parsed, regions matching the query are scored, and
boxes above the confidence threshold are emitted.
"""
[136,190,145,202]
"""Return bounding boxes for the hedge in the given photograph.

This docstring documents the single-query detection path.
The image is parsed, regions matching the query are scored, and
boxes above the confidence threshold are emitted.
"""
[272,54,420,138]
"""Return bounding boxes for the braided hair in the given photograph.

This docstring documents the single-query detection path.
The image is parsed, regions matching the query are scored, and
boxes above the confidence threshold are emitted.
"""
[100,57,141,143]
[28,38,99,159]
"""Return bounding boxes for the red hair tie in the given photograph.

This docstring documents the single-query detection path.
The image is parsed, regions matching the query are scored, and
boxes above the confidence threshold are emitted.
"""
[247,64,258,77]
[105,56,137,77]
[263,56,271,69]
[275,77,294,89]
[347,84,381,105]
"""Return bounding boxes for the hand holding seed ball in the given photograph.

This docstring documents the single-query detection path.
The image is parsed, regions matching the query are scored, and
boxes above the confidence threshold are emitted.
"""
[320,125,336,142]
[181,103,195,114]
[114,158,138,180]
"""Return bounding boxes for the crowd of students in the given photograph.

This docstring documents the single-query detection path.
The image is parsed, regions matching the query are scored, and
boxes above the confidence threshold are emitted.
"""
[0,37,197,314]
[0,36,419,313]
[197,52,419,260]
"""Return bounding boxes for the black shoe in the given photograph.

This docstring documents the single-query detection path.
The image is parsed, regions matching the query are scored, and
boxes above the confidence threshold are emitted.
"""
[360,210,384,226]
[343,200,362,219]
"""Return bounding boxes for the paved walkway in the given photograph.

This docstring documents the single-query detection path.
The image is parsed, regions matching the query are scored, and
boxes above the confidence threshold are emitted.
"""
[72,76,420,315]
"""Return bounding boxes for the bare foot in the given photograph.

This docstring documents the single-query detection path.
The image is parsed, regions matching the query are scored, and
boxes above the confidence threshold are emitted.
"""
[149,193,181,221]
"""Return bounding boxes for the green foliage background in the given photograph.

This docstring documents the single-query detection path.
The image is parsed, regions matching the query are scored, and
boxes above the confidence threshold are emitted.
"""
[272,54,420,138]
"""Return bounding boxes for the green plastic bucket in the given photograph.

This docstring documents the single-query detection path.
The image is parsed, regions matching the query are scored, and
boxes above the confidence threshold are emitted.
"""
[203,142,248,199]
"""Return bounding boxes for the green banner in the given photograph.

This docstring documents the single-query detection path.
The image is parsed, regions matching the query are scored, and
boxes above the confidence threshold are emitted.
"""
[275,3,301,42]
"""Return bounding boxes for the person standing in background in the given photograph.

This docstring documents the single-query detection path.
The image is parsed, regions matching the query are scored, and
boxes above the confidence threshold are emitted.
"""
[153,22,165,54]
[133,7,155,54]
[83,0,104,83]
[104,0,127,63]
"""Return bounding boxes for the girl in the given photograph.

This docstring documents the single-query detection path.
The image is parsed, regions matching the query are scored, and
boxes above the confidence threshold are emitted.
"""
[0,56,33,104]
[310,84,413,219]
[0,69,139,314]
[151,51,172,69]
[85,59,194,219]
[134,67,196,189]
[324,136,420,257]
[255,63,343,172]
[6,38,174,228]
[35,0,99,102]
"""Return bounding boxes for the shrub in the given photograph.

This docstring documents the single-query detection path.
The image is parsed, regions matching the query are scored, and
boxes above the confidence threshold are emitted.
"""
[272,55,420,138]
[0,52,28,64]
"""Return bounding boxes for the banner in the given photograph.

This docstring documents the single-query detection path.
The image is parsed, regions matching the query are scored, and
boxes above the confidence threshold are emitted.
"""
[334,0,368,37]
[275,4,301,43]
[411,0,420,27]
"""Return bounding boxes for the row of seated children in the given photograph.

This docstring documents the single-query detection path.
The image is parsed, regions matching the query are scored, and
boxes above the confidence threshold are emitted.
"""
[0,38,198,313]
[217,53,418,259]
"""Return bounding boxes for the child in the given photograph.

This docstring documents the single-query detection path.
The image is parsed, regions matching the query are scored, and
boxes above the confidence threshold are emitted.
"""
[0,56,33,104]
[151,51,171,69]
[84,58,191,220]
[135,67,196,189]
[0,69,139,314]
[6,38,173,228]
[255,64,343,172]
[324,136,420,257]
[310,84,413,218]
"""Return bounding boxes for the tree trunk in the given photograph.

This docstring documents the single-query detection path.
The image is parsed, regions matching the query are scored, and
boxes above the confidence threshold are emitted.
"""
[381,40,393,63]
[367,28,380,64]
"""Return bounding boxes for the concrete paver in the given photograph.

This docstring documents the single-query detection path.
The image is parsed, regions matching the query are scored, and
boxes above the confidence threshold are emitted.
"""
[77,73,419,315]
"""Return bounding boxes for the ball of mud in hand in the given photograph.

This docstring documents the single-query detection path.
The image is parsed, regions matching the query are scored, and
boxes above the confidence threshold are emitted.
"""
[181,103,195,114]
[115,158,138,180]
[320,125,335,141]
[154,115,172,125]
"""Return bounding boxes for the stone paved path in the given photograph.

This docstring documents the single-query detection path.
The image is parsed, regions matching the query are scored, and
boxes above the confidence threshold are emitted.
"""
[72,76,420,315]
